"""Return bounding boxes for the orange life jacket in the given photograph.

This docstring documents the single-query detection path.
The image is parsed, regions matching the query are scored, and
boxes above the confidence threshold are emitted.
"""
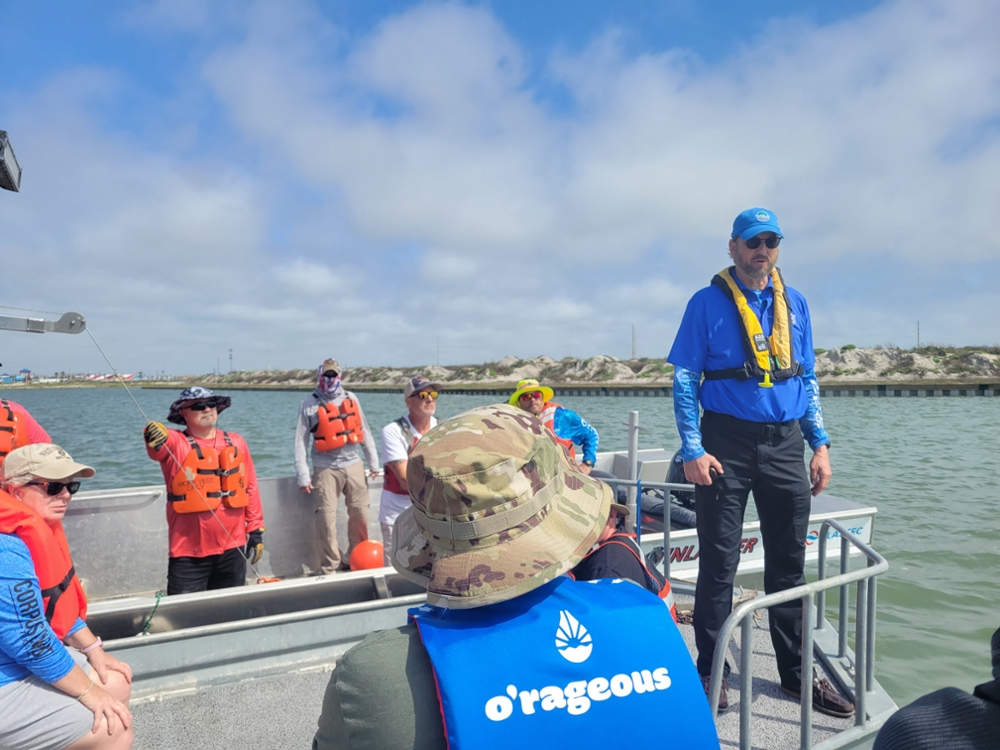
[0,489,87,640]
[312,397,365,452]
[538,401,576,460]
[168,432,248,514]
[0,399,29,468]
[383,417,418,496]
[575,532,677,623]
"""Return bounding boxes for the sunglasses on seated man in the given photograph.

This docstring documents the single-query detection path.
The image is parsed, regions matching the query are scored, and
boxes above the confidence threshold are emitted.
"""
[26,481,82,496]
[411,390,438,401]
[518,391,544,403]
[744,235,781,250]
[186,400,219,411]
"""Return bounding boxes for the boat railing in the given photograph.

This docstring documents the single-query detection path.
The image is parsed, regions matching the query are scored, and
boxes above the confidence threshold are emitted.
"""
[593,477,690,580]
[708,519,889,750]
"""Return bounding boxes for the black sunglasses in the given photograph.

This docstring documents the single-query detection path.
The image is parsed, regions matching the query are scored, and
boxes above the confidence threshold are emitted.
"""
[744,235,781,250]
[27,481,82,496]
[187,401,218,412]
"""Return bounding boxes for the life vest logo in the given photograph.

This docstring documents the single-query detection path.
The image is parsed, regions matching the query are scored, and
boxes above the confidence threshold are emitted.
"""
[753,333,769,352]
[754,211,770,222]
[555,610,592,663]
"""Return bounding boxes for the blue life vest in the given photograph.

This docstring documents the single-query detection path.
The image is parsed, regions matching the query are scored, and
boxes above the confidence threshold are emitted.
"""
[409,577,719,750]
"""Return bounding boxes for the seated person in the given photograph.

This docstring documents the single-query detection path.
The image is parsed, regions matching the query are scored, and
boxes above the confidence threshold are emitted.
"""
[313,404,718,750]
[0,444,133,750]
[874,625,1000,750]
[570,502,677,621]
[1,397,51,469]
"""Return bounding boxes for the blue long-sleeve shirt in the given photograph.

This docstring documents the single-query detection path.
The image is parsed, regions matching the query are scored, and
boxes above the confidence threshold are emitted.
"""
[551,407,599,464]
[0,533,83,688]
[673,366,830,462]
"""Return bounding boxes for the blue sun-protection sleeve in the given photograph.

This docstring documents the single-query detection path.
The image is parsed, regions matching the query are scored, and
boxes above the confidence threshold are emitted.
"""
[673,367,705,462]
[799,367,830,451]
[552,407,599,464]
[0,535,76,687]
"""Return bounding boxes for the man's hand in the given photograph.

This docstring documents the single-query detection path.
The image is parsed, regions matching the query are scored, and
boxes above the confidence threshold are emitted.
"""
[577,463,592,475]
[809,445,832,496]
[143,421,168,450]
[683,453,723,485]
[299,483,313,494]
[244,529,264,564]
[368,469,380,480]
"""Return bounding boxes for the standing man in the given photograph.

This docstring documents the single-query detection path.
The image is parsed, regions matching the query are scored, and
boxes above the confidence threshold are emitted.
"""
[294,359,380,574]
[379,376,439,564]
[143,386,265,595]
[0,397,51,470]
[508,378,598,474]
[667,207,852,716]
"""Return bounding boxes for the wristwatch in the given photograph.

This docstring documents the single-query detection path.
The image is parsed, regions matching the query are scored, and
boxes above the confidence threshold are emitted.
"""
[581,459,595,468]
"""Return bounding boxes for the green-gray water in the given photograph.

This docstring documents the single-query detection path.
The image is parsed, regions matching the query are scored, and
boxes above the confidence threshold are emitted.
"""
[5,386,998,708]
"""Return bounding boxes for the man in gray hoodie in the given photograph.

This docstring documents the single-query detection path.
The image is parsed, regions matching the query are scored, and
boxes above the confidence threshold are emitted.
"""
[294,359,381,573]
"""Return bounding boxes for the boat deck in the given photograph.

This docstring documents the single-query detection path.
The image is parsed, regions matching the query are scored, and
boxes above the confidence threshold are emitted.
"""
[127,598,860,750]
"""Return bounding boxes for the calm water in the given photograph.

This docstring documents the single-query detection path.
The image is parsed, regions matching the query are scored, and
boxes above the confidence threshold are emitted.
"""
[5,386,998,707]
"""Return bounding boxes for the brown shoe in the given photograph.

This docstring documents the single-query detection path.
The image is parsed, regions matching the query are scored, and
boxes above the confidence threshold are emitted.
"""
[780,677,855,718]
[701,675,729,712]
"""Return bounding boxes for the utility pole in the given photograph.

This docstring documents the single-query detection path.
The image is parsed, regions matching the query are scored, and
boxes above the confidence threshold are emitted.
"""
[229,349,233,373]
[436,337,440,366]
[266,347,270,371]
[917,321,920,349]
[631,323,636,360]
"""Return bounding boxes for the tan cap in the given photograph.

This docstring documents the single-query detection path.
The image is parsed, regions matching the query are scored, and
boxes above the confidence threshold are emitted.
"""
[319,359,340,374]
[610,502,630,517]
[1,443,95,483]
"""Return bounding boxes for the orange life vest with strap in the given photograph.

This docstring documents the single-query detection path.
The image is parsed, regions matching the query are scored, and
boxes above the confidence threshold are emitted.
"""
[168,432,248,514]
[538,402,576,460]
[0,489,87,640]
[383,417,418,496]
[0,399,29,469]
[312,397,365,452]
[575,532,677,622]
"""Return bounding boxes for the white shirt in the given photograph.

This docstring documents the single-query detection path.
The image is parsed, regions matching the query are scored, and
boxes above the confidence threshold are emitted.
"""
[378,414,437,525]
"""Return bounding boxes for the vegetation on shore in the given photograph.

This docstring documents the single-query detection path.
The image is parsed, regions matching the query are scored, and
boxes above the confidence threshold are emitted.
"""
[13,347,998,391]
[167,346,1000,388]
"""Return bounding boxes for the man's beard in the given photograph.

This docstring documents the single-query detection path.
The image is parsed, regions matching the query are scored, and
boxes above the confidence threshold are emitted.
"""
[736,255,776,280]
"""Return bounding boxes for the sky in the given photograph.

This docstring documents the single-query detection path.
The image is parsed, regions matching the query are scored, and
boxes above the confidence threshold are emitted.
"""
[2,0,998,376]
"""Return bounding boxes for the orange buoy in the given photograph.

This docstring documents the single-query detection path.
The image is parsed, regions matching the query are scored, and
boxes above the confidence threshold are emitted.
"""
[349,540,385,570]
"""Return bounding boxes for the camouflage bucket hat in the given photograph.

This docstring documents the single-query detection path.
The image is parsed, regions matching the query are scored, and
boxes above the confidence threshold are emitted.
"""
[391,403,612,609]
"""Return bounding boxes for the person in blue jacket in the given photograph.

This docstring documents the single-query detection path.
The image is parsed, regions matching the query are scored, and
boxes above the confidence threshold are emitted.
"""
[667,207,851,718]
[0,443,133,749]
[509,378,599,474]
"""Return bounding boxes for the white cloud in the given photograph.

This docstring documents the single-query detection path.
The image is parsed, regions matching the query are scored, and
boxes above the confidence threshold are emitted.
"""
[4,0,1000,377]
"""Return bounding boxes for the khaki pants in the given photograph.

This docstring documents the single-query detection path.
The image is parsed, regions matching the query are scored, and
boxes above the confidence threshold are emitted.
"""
[314,462,370,573]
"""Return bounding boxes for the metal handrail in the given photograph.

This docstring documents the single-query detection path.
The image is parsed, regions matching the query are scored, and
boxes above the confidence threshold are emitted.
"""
[708,519,888,750]
[595,477,694,581]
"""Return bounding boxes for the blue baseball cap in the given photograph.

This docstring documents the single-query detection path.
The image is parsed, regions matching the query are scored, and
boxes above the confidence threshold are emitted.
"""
[732,207,783,241]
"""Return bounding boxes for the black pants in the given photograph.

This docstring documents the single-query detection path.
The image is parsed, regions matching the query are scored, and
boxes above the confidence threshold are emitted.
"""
[693,410,811,690]
[167,547,247,595]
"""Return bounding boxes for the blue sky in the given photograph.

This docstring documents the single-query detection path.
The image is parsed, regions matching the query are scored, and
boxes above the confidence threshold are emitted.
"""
[2,0,997,376]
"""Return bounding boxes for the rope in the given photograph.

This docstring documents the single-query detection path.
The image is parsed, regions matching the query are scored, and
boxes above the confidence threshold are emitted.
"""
[0,304,63,315]
[84,327,261,579]
[139,591,163,635]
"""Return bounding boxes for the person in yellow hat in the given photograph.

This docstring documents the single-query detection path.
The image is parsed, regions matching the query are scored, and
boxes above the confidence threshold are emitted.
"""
[508,379,598,474]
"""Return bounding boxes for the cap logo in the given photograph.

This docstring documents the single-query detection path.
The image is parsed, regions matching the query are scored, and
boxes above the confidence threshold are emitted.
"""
[556,610,592,663]
[754,211,770,222]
